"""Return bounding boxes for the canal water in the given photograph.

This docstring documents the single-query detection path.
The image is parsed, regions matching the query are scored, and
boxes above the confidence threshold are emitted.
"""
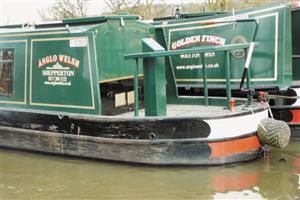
[0,140,299,199]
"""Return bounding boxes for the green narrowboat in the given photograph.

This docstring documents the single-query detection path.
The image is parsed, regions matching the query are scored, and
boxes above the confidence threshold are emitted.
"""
[149,2,300,137]
[0,6,290,165]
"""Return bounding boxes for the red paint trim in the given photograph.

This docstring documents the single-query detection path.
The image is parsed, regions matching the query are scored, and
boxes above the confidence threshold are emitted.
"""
[290,109,300,123]
[209,135,261,158]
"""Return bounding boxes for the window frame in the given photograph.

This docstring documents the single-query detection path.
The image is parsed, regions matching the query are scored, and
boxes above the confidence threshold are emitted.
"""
[0,47,15,96]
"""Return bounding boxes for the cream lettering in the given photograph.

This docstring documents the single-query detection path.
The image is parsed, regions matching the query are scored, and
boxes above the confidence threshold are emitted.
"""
[38,54,80,68]
[171,35,226,50]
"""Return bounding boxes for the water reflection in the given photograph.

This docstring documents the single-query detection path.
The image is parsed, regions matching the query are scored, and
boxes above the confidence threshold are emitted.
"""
[0,140,299,199]
[292,154,300,189]
[213,143,300,200]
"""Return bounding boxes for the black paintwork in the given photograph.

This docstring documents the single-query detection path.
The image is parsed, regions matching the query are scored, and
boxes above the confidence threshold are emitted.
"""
[284,88,297,105]
[290,126,300,138]
[0,106,265,165]
[0,125,263,165]
[272,108,293,123]
[0,110,211,140]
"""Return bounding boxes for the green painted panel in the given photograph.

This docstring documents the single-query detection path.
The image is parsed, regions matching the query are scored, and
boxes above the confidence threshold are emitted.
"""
[30,35,99,113]
[154,4,293,89]
[0,30,100,115]
[96,19,148,83]
[165,23,256,83]
[142,38,166,116]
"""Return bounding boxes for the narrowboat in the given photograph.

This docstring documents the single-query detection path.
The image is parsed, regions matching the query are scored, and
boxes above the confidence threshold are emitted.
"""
[150,2,300,137]
[0,5,290,165]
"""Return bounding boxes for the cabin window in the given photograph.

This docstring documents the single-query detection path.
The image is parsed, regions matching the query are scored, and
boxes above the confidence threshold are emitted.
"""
[0,48,14,96]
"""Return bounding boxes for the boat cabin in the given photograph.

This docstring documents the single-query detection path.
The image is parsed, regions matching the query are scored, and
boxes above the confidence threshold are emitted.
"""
[0,15,148,116]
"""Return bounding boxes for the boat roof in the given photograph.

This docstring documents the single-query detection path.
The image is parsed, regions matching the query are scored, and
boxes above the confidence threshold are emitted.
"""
[0,15,140,35]
[153,12,227,22]
[150,3,290,27]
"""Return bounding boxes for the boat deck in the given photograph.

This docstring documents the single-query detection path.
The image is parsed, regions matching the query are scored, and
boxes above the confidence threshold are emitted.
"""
[292,81,300,86]
[117,103,264,118]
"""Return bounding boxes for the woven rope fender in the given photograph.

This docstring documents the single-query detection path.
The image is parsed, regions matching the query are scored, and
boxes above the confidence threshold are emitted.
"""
[257,118,291,148]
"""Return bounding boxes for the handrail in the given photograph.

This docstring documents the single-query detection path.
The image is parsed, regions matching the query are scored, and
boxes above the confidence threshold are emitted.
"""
[125,42,258,116]
[240,42,256,90]
[124,18,259,116]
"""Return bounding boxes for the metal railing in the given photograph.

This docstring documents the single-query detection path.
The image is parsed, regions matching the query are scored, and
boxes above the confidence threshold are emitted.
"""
[125,42,258,116]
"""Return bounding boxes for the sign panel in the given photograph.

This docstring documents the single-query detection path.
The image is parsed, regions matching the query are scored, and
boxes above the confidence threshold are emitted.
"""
[164,12,278,85]
[30,37,96,110]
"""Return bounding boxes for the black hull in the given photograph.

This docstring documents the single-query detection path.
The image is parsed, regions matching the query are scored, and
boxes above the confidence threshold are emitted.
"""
[0,126,262,165]
[290,126,300,138]
[271,106,300,138]
[0,105,267,165]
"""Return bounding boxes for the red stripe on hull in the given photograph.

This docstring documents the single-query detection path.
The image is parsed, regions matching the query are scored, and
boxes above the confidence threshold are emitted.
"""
[290,109,300,123]
[208,135,261,158]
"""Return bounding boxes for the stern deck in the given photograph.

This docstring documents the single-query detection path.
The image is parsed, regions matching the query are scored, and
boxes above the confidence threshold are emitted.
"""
[116,103,266,118]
